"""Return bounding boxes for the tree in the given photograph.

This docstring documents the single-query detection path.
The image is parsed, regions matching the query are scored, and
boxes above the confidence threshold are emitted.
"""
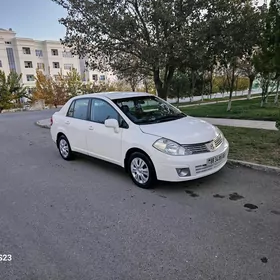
[266,0,280,103]
[0,70,27,112]
[201,0,262,110]
[111,52,147,91]
[33,70,55,106]
[253,1,278,107]
[33,69,84,107]
[253,50,274,107]
[52,0,204,100]
[169,71,190,103]
[65,68,83,97]
[221,1,262,111]
[142,77,156,94]
[52,72,68,107]
[239,54,258,99]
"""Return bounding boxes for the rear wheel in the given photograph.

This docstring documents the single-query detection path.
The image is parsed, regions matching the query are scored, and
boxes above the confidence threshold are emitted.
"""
[58,135,73,161]
[128,152,156,189]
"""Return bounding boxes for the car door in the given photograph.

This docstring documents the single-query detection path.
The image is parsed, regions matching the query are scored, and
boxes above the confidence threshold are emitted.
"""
[86,98,125,165]
[64,98,90,154]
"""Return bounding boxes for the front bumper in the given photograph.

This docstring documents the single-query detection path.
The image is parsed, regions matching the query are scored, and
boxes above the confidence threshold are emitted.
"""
[151,139,229,182]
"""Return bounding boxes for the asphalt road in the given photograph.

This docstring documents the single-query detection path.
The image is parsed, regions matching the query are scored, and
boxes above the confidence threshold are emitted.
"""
[0,110,279,280]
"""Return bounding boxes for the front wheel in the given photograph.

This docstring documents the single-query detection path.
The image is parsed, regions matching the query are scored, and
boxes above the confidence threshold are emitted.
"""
[128,152,156,189]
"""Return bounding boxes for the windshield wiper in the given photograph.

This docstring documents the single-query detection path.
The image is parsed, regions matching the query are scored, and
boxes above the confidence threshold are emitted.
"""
[135,120,158,125]
[155,114,186,123]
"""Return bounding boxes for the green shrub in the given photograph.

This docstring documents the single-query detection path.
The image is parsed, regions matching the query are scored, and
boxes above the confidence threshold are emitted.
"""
[276,119,280,130]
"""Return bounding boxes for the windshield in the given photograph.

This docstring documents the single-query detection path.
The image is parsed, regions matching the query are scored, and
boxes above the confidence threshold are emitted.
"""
[114,96,186,125]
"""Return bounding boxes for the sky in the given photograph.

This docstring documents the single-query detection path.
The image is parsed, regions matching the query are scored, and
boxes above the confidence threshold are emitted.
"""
[0,0,67,41]
[0,0,269,42]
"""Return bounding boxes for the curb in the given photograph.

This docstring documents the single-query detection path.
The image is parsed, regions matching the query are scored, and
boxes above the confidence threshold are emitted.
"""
[228,159,280,175]
[35,121,51,129]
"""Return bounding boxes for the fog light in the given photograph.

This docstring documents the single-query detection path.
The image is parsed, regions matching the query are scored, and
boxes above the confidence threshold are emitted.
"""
[176,168,191,177]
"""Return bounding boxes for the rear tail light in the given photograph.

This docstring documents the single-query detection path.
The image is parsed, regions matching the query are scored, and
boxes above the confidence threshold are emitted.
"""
[50,116,53,126]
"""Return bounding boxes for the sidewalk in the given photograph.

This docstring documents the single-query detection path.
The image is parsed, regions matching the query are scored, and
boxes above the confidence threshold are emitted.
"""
[168,88,262,104]
[36,119,51,129]
[201,118,277,130]
[36,117,277,131]
[178,94,274,108]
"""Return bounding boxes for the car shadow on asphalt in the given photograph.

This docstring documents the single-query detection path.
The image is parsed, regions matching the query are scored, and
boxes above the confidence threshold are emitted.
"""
[73,152,128,178]
[73,152,230,194]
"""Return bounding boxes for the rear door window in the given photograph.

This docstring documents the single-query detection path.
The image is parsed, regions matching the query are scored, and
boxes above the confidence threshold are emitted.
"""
[67,98,90,120]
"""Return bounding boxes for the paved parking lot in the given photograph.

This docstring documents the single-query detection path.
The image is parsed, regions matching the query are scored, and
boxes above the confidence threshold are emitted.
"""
[0,110,279,280]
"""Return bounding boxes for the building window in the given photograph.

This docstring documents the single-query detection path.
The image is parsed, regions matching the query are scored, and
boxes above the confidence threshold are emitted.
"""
[0,60,2,67]
[92,74,98,81]
[64,64,73,70]
[5,41,11,45]
[99,75,105,81]
[35,50,43,57]
[6,48,16,71]
[53,62,60,69]
[22,47,31,54]
[26,75,35,82]
[54,75,60,81]
[51,49,59,56]
[24,61,33,68]
[37,63,45,70]
[62,51,73,58]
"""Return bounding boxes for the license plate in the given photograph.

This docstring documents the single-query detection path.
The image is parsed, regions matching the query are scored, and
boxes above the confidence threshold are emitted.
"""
[207,152,226,166]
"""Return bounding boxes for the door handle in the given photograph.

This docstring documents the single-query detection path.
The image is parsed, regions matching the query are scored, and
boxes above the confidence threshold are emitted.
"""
[89,126,94,130]
[65,121,70,125]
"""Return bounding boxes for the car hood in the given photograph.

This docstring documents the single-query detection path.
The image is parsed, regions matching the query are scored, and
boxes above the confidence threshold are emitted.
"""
[139,116,219,144]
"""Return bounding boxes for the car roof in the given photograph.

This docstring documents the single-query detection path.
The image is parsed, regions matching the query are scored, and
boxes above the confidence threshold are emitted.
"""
[76,91,153,100]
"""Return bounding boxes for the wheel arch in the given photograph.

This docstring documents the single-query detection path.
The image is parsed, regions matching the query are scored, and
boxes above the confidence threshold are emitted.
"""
[56,132,67,148]
[124,148,156,176]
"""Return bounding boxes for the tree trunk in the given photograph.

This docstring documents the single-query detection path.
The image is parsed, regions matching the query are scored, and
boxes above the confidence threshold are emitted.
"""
[190,70,196,103]
[201,72,205,102]
[260,78,269,107]
[235,78,238,96]
[261,85,265,108]
[227,99,232,111]
[144,79,149,93]
[156,87,168,100]
[227,66,236,112]
[209,66,213,99]
[153,73,165,99]
[274,79,279,104]
[153,66,173,100]
[247,78,254,100]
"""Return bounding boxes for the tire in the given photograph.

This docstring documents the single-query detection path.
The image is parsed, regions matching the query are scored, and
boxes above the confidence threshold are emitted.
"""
[128,152,156,189]
[57,135,74,161]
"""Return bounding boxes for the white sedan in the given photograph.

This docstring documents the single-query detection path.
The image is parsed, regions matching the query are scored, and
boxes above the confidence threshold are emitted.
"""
[50,92,229,188]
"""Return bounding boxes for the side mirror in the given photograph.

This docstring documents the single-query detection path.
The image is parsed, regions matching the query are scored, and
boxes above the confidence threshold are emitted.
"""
[104,118,120,133]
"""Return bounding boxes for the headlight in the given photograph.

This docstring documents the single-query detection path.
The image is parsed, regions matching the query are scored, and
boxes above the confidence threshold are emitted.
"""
[215,127,224,139]
[152,138,192,156]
